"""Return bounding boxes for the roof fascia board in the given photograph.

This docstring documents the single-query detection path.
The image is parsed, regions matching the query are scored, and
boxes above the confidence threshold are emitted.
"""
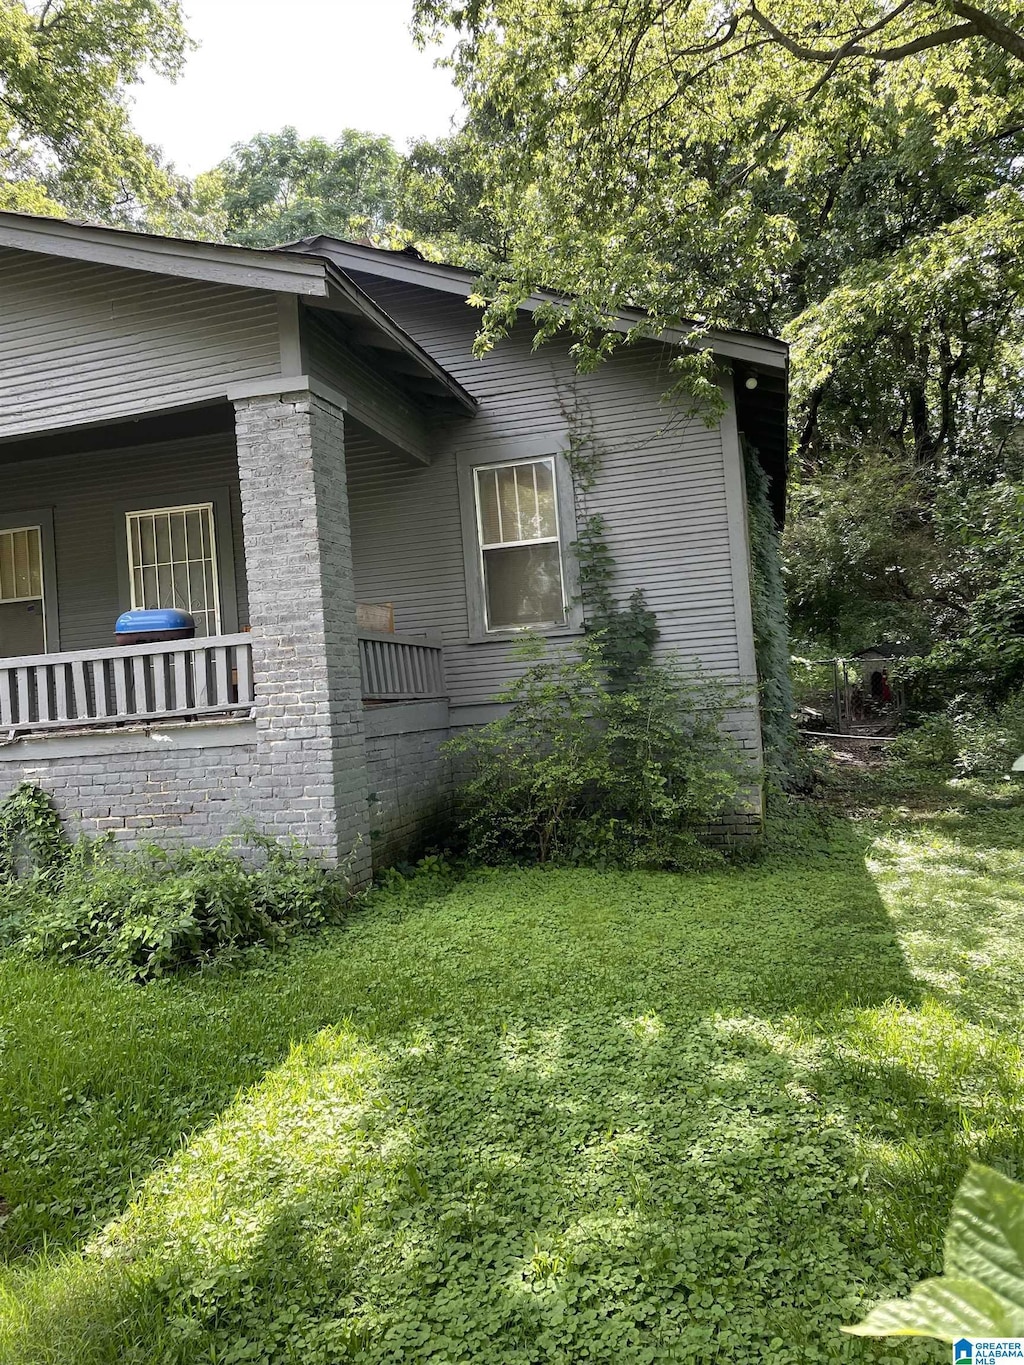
[311,238,788,370]
[0,213,330,296]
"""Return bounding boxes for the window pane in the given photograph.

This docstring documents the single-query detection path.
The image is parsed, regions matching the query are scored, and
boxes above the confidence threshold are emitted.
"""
[172,564,190,612]
[25,530,41,597]
[532,461,557,539]
[13,531,30,598]
[139,516,156,567]
[0,528,42,603]
[477,460,559,546]
[496,466,522,541]
[170,514,187,563]
[188,563,208,610]
[142,564,158,607]
[483,543,565,629]
[185,511,203,562]
[155,516,172,566]
[0,535,12,600]
[477,470,501,544]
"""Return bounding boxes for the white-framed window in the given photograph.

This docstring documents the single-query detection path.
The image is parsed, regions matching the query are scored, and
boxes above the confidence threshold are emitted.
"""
[126,503,221,636]
[473,457,568,632]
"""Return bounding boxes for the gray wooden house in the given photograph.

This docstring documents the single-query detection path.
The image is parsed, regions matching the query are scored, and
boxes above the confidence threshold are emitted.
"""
[0,212,788,873]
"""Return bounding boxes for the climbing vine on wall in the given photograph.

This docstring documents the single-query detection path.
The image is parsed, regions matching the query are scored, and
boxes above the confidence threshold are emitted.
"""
[743,444,801,789]
[0,782,69,882]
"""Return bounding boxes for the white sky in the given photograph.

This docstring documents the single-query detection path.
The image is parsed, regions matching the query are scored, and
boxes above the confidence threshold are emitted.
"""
[128,0,463,176]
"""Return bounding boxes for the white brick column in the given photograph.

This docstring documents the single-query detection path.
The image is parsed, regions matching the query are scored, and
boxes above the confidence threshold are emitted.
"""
[233,385,371,880]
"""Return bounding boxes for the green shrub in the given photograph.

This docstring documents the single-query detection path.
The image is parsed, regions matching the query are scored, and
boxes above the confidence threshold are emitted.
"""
[2,831,353,982]
[891,689,1024,779]
[0,782,69,883]
[888,713,962,771]
[445,636,745,868]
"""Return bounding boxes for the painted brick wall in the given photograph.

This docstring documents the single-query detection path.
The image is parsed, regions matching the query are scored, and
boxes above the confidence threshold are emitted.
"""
[233,389,372,879]
[0,709,457,864]
[364,704,453,869]
[0,721,256,847]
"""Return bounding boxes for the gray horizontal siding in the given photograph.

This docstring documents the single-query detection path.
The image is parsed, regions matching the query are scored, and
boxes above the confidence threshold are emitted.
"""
[0,249,280,440]
[1,433,247,652]
[345,278,754,712]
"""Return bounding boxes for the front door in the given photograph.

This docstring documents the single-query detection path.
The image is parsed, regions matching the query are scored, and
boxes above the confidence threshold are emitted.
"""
[0,525,46,657]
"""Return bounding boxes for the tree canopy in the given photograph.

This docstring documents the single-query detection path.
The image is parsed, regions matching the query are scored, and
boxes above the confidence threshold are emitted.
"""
[410,0,1024,681]
[202,127,403,248]
[0,0,189,216]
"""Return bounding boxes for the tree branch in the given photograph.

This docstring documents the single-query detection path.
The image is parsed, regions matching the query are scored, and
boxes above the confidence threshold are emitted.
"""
[945,0,1024,60]
[748,3,986,63]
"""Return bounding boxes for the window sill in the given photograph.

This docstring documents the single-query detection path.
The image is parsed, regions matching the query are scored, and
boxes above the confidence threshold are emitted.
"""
[465,623,585,646]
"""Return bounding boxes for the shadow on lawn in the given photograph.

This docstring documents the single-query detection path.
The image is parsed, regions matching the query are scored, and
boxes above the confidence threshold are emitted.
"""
[0,827,950,1364]
[5,1011,940,1365]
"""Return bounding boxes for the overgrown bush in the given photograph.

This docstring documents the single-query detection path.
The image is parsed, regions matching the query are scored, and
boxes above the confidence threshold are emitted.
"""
[0,809,354,981]
[445,637,745,868]
[890,688,1024,779]
[744,445,802,789]
[0,782,69,883]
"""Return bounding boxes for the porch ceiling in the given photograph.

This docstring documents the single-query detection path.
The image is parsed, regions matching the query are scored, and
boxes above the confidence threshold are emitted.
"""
[0,403,234,466]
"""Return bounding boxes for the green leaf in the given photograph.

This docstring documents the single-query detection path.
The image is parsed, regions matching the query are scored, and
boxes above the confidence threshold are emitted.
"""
[947,1163,1024,1315]
[845,1165,1024,1342]
[845,1276,1022,1342]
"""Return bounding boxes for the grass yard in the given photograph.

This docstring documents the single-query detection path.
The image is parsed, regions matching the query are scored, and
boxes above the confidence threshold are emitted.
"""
[2,785,1024,1362]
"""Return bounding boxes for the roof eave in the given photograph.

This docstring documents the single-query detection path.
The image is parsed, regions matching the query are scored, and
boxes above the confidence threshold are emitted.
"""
[320,264,478,415]
[0,210,331,297]
[290,236,789,369]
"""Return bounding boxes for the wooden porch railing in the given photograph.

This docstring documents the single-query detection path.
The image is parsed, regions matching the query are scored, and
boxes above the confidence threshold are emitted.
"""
[357,629,446,702]
[0,629,446,734]
[0,634,254,732]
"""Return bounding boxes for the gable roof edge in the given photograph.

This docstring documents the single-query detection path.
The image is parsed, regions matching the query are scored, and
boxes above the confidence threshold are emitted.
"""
[0,210,331,297]
[290,236,789,371]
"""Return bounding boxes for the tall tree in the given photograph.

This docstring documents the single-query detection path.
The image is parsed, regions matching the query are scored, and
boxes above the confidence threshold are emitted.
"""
[400,130,509,265]
[0,0,189,216]
[411,0,1024,665]
[206,127,402,248]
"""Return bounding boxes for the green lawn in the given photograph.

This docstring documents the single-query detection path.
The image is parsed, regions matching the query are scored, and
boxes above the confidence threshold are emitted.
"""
[2,790,1024,1362]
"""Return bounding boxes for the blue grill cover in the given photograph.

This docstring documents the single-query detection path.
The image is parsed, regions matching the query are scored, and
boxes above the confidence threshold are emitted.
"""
[115,609,195,636]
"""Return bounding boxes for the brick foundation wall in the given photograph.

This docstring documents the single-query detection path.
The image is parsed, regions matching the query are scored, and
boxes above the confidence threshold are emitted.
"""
[0,708,455,867]
[364,702,452,869]
[0,720,256,848]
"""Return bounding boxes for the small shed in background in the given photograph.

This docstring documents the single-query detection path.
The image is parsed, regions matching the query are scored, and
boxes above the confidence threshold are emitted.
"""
[793,643,911,736]
[850,644,909,717]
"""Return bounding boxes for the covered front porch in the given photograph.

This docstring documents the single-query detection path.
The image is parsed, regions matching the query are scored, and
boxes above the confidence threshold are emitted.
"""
[0,391,456,872]
[0,624,445,729]
[0,405,447,732]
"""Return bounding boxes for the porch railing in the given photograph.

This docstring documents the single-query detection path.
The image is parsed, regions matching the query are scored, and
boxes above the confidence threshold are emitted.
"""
[0,629,446,734]
[0,634,254,732]
[357,629,446,702]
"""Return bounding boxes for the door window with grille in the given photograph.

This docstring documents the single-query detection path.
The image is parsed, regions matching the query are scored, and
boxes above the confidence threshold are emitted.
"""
[126,504,221,636]
[473,458,567,631]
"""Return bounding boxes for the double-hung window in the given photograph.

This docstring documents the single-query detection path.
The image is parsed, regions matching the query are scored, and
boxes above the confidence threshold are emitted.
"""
[473,457,567,632]
[126,503,221,636]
